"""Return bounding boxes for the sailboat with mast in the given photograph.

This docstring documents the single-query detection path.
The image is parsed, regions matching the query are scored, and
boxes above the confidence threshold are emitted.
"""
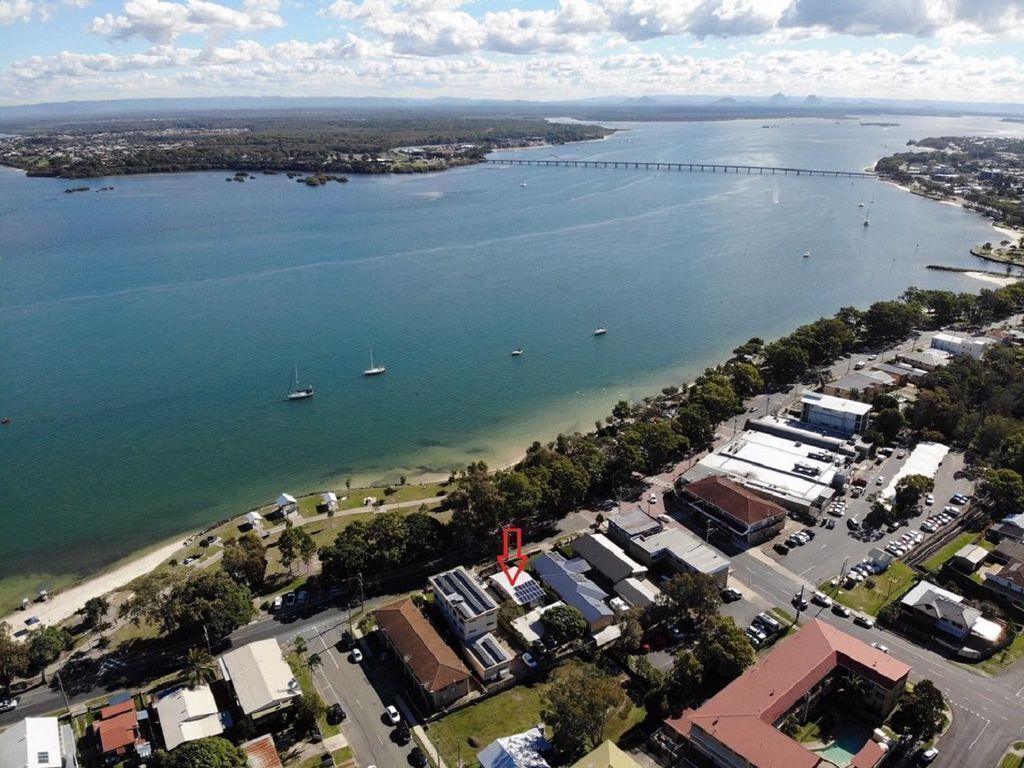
[285,364,314,400]
[363,347,386,376]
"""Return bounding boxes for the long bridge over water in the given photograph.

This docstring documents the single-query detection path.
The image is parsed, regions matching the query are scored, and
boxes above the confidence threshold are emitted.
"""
[488,158,875,178]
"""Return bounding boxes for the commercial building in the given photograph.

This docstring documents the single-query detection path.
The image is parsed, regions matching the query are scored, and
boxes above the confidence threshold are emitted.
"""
[745,415,866,459]
[430,566,500,642]
[897,581,1003,658]
[679,475,787,546]
[532,552,615,632]
[664,620,910,768]
[219,640,301,719]
[0,717,78,768]
[931,332,997,359]
[800,392,872,436]
[878,442,948,501]
[374,598,471,710]
[572,534,647,585]
[606,509,663,541]
[683,427,845,514]
[478,726,551,768]
[153,685,225,751]
[570,741,644,768]
[623,527,731,587]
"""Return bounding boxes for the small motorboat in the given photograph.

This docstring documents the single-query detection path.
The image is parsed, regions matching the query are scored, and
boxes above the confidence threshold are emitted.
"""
[593,328,608,336]
[803,251,811,258]
[511,348,524,357]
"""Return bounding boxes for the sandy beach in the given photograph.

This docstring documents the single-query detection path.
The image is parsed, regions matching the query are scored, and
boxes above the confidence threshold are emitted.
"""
[961,271,1021,287]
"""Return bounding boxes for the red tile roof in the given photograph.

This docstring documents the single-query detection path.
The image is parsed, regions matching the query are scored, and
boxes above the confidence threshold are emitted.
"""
[374,598,470,693]
[664,620,910,768]
[850,741,887,768]
[685,475,786,526]
[94,708,140,754]
[98,699,135,720]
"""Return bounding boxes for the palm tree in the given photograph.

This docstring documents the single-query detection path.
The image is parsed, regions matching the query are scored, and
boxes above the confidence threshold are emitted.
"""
[293,636,307,659]
[183,648,217,689]
[305,652,323,675]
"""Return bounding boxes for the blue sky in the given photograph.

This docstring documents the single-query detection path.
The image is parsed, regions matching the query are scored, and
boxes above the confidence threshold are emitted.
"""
[1,0,1023,106]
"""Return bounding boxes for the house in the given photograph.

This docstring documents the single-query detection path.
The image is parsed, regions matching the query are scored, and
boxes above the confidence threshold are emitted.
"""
[822,370,895,400]
[991,539,1024,565]
[800,392,872,436]
[92,699,150,763]
[622,527,731,587]
[374,598,471,710]
[897,349,950,372]
[532,552,615,632]
[898,581,1003,656]
[869,362,917,386]
[429,566,499,642]
[614,577,661,609]
[570,741,644,768]
[242,734,285,768]
[948,544,988,573]
[511,601,566,646]
[931,332,996,359]
[663,620,910,768]
[606,509,663,545]
[993,512,1024,543]
[478,726,551,768]
[154,685,224,751]
[464,632,514,682]
[984,560,1024,610]
[0,717,78,768]
[488,571,546,608]
[680,475,787,547]
[219,640,301,719]
[572,534,647,585]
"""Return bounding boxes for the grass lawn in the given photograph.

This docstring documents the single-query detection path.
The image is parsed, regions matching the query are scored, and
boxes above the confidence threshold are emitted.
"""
[333,746,354,763]
[975,633,1024,676]
[825,562,917,616]
[287,651,341,738]
[790,721,821,744]
[429,681,643,768]
[922,532,978,573]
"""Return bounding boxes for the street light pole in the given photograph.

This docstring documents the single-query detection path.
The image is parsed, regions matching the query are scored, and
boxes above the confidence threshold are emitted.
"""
[54,670,71,717]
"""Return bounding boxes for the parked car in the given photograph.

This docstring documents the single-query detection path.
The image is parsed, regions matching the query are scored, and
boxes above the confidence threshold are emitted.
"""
[831,603,851,618]
[721,587,743,603]
[920,747,939,764]
[801,528,816,540]
[272,596,283,612]
[649,493,658,504]
[755,613,783,635]
[854,615,875,629]
[326,703,347,725]
[826,519,836,530]
[773,542,790,556]
[847,518,860,531]
[871,643,890,654]
[284,592,296,607]
[925,494,934,505]
[0,698,17,713]
[792,593,809,610]
[385,705,402,725]
[522,652,538,669]
[394,724,412,745]
[350,648,363,663]
[811,591,833,608]
[296,590,308,606]
[876,475,885,486]
[410,747,428,768]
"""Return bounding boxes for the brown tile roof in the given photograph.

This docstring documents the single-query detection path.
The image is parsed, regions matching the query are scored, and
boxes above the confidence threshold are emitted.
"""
[685,475,786,526]
[374,598,470,693]
[98,699,135,720]
[664,620,910,768]
[995,561,1024,588]
[242,734,284,768]
[94,708,140,754]
[850,740,887,768]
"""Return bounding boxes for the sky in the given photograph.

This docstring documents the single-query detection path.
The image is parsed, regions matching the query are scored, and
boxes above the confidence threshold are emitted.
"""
[1,0,1024,106]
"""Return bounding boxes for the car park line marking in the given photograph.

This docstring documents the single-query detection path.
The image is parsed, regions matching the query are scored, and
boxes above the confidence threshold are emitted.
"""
[969,719,990,750]
[1015,683,1024,698]
[316,627,340,669]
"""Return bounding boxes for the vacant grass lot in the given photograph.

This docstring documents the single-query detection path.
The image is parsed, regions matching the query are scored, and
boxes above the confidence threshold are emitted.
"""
[825,562,917,616]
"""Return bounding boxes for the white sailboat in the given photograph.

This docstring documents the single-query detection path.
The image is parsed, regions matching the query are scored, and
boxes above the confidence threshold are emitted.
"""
[363,347,386,376]
[285,364,314,400]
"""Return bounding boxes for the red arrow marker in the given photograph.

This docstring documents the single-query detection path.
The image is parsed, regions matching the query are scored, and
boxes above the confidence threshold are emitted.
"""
[497,527,528,586]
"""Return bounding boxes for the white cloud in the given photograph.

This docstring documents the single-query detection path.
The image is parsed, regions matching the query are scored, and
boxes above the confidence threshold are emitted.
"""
[0,0,34,23]
[88,0,284,42]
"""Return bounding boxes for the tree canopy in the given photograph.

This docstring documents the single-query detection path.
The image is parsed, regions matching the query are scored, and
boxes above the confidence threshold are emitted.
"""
[694,615,755,684]
[540,605,589,645]
[541,661,628,758]
[157,736,247,768]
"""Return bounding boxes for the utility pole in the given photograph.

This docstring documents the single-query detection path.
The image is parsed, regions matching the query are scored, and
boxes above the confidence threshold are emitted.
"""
[358,571,364,608]
[203,625,212,656]
[54,670,71,717]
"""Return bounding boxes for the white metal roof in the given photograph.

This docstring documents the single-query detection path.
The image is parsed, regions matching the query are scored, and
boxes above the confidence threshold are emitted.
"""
[154,685,224,751]
[801,391,873,416]
[880,442,949,500]
[0,717,63,768]
[219,640,300,716]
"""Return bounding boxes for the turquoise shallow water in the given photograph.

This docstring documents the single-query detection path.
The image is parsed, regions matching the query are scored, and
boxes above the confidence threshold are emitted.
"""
[0,114,1020,582]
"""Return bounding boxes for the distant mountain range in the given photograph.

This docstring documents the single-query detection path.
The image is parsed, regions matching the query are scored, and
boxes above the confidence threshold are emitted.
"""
[1,93,1022,125]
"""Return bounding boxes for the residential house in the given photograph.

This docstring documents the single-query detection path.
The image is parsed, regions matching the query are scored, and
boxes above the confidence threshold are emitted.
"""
[823,370,895,400]
[948,545,988,573]
[606,509,663,544]
[488,571,546,609]
[897,349,950,371]
[679,475,787,547]
[374,598,471,710]
[570,741,644,768]
[663,620,910,768]
[242,734,285,768]
[898,581,1003,657]
[218,640,301,719]
[464,632,513,682]
[571,534,647,585]
[931,332,996,359]
[92,699,150,764]
[429,566,499,642]
[478,726,551,768]
[532,552,615,632]
[614,577,661,609]
[984,560,1024,611]
[992,512,1024,543]
[153,685,224,751]
[0,717,78,768]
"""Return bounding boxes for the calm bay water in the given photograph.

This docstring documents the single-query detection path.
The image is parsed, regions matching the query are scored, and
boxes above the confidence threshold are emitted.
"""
[0,115,1021,587]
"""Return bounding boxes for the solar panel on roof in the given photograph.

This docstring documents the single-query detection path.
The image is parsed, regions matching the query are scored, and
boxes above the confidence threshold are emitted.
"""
[513,581,544,603]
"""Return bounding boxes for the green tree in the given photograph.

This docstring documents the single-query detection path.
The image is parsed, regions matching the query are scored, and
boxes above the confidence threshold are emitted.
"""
[893,680,946,741]
[222,533,268,589]
[979,468,1024,520]
[161,571,254,641]
[691,376,742,424]
[617,615,644,654]
[694,615,755,684]
[675,403,715,448]
[612,400,633,421]
[893,474,934,516]
[305,652,323,675]
[293,635,308,659]
[765,341,810,383]
[183,648,217,690]
[668,649,703,702]
[542,661,628,757]
[726,362,764,399]
[863,300,921,344]
[158,736,247,767]
[0,622,28,695]
[294,691,327,735]
[541,605,589,645]
[278,526,314,574]
[79,596,110,631]
[26,626,73,684]
[658,573,721,627]
[874,408,905,445]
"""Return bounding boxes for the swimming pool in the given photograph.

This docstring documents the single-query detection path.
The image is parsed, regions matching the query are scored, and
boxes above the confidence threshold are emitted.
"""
[812,723,873,767]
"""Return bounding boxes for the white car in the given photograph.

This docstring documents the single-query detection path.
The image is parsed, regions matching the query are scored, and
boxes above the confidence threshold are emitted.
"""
[812,591,833,608]
[649,493,658,504]
[522,652,538,669]
[876,475,886,486]
[871,642,890,654]
[272,596,283,612]
[921,747,939,763]
[385,705,402,725]
[351,648,364,663]
[0,698,17,713]
[925,494,934,505]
